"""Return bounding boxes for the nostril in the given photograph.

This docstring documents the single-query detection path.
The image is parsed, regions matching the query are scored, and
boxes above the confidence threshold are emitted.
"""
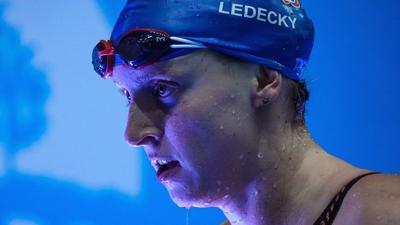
[136,135,157,146]
[135,134,159,146]
[125,128,163,147]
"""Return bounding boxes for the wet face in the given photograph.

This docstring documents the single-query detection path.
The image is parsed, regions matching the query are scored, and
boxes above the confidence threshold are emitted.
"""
[112,49,261,208]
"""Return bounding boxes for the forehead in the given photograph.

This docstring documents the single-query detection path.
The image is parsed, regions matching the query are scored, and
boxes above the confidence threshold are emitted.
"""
[111,49,225,88]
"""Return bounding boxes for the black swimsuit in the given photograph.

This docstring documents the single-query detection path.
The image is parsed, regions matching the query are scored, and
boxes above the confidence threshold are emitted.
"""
[312,171,381,225]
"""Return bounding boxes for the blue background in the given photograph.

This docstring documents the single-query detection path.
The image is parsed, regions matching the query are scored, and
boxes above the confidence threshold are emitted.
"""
[0,1,399,225]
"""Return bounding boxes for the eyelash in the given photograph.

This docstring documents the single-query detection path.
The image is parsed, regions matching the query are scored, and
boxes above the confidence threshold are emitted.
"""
[121,89,132,106]
[121,81,177,106]
[153,81,177,98]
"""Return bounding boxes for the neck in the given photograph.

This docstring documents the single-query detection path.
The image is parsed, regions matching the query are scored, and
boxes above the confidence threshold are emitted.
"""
[217,125,365,225]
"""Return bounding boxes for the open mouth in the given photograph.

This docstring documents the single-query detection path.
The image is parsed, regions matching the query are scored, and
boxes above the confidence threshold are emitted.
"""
[154,160,181,178]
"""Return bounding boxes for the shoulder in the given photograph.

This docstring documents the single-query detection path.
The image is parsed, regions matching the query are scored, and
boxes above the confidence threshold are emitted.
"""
[334,173,400,225]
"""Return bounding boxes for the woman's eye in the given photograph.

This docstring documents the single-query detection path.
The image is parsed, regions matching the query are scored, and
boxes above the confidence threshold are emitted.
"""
[153,82,177,98]
[119,88,132,105]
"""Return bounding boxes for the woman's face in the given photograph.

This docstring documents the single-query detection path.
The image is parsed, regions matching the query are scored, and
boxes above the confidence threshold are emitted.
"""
[112,49,261,207]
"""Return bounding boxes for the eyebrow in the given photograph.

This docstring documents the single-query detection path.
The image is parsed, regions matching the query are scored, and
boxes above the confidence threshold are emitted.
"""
[116,57,184,88]
[133,72,157,85]
[135,62,184,83]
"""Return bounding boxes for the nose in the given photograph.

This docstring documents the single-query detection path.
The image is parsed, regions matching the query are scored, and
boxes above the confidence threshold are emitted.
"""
[124,103,163,148]
[125,129,162,147]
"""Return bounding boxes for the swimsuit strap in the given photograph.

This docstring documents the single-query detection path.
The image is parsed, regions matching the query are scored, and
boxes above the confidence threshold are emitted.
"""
[312,171,381,225]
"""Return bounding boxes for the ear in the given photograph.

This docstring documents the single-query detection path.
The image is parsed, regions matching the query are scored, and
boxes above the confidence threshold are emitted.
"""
[250,65,282,108]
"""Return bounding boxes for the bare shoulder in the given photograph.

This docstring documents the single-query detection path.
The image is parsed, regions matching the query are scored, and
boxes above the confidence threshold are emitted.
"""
[334,173,400,225]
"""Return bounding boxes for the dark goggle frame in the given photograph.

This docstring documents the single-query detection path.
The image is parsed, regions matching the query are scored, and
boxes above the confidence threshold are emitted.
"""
[92,28,206,79]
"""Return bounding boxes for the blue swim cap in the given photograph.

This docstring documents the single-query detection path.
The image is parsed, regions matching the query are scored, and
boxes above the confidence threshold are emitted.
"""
[111,0,314,80]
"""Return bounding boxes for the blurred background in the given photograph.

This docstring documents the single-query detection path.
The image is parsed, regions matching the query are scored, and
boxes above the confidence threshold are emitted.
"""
[0,0,399,225]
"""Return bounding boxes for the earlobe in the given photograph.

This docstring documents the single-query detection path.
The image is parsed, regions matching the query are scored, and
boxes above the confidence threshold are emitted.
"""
[250,66,282,108]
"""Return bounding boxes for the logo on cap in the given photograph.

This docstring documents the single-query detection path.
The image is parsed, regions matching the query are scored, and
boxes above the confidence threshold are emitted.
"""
[282,0,301,9]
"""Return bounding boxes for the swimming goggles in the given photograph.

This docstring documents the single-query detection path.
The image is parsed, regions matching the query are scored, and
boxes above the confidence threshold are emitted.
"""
[92,28,207,79]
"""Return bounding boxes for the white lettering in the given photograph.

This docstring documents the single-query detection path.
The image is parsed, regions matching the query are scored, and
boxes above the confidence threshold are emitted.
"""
[218,1,230,14]
[278,14,289,27]
[267,11,277,24]
[217,1,297,30]
[231,3,243,17]
[257,8,267,22]
[244,5,256,18]
[288,17,297,29]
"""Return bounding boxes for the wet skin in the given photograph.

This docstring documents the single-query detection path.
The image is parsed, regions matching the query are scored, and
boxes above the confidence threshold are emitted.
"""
[110,49,400,225]
[112,49,263,207]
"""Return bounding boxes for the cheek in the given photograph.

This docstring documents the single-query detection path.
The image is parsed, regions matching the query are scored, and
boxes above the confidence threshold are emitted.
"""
[165,99,216,166]
[165,88,257,171]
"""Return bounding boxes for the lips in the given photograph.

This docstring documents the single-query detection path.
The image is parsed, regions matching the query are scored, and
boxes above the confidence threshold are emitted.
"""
[155,160,181,180]
[156,160,180,176]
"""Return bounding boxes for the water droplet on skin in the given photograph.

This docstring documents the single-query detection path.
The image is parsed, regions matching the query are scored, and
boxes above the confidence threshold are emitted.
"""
[231,110,236,115]
[196,13,200,16]
[219,124,224,130]
[257,152,264,159]
[217,180,222,186]
[230,94,236,99]
[225,186,230,191]
[376,215,382,221]
[239,154,244,160]
[273,183,277,189]
[389,195,395,200]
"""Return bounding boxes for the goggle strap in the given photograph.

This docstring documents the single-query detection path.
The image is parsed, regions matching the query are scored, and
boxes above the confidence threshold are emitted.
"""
[170,44,206,48]
[170,36,205,46]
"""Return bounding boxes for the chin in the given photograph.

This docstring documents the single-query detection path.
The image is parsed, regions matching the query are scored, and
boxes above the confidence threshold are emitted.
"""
[165,182,215,208]
[167,185,200,208]
[162,170,225,208]
[170,195,215,208]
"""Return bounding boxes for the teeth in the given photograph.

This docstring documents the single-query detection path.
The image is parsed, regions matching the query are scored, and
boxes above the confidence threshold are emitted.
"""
[157,160,170,166]
[160,160,168,165]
